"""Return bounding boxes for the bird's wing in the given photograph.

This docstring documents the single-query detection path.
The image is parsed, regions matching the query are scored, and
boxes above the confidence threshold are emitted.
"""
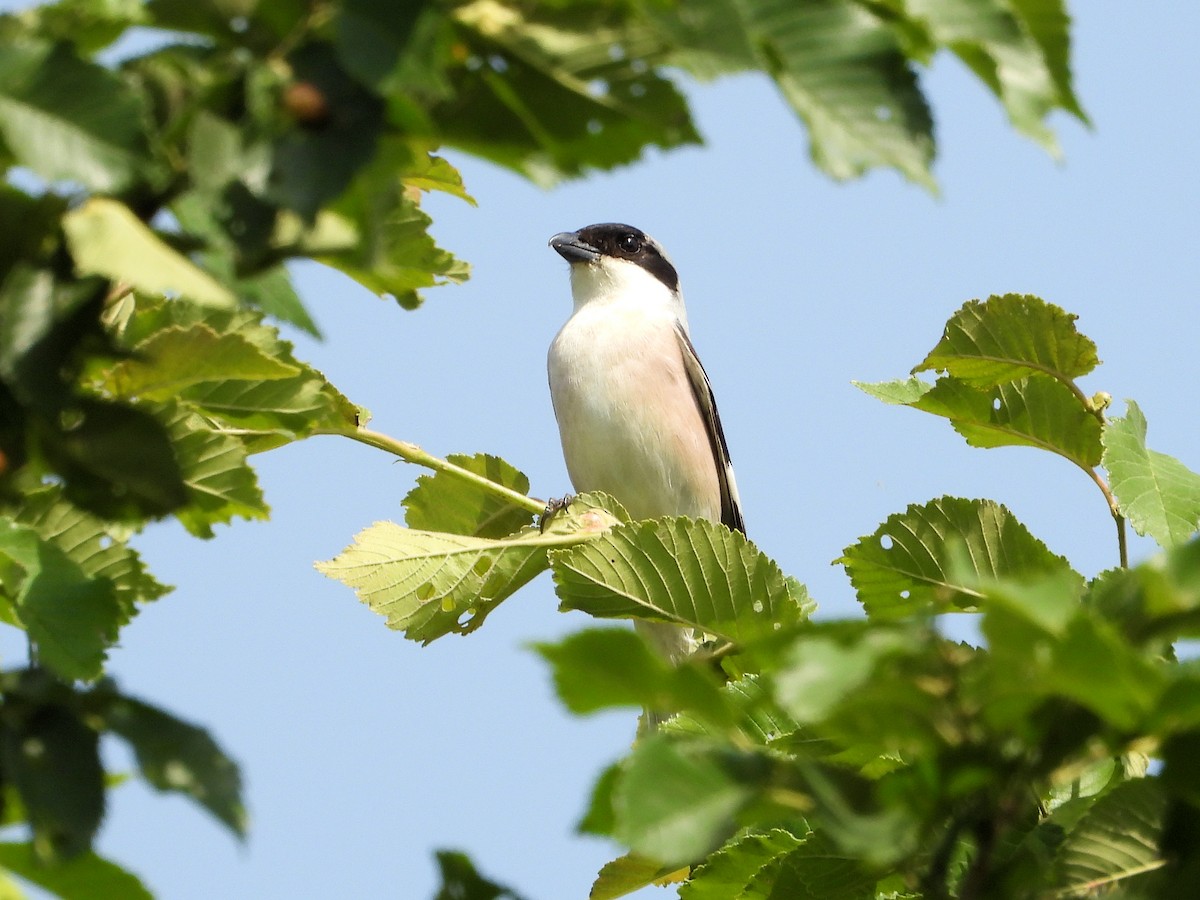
[674,324,745,534]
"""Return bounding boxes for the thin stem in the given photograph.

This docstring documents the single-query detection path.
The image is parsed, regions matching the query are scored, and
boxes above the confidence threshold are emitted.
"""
[1086,467,1129,569]
[327,425,547,517]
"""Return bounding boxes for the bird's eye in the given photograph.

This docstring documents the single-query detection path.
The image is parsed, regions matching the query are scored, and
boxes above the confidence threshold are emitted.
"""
[618,234,641,254]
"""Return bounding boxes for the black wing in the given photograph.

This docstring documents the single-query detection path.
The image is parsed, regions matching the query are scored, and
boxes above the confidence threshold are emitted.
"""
[674,324,745,534]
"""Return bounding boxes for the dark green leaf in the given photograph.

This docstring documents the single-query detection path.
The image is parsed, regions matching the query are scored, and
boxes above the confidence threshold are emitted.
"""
[1102,401,1200,548]
[0,842,151,900]
[914,294,1099,387]
[0,701,103,861]
[0,39,152,191]
[101,693,246,839]
[679,828,805,900]
[0,185,66,282]
[839,496,1081,617]
[1054,778,1165,894]
[404,453,534,538]
[0,520,122,681]
[432,849,526,900]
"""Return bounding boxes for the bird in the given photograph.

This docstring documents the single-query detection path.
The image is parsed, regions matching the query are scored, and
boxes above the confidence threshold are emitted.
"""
[547,222,744,665]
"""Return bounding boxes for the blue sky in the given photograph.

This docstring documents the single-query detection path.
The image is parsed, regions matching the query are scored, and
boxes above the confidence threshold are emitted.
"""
[5,4,1200,898]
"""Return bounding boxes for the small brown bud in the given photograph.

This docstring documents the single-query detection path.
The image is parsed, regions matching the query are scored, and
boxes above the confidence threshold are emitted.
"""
[282,81,330,127]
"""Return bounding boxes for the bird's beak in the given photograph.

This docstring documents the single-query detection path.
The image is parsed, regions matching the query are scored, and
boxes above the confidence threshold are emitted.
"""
[549,231,602,264]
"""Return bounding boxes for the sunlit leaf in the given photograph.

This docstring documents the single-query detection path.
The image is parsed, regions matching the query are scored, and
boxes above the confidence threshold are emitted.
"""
[839,496,1081,617]
[1102,401,1200,548]
[1054,778,1165,893]
[914,294,1099,388]
[551,518,812,644]
[63,199,235,308]
[403,453,534,538]
[679,828,805,900]
[591,853,685,900]
[0,842,151,900]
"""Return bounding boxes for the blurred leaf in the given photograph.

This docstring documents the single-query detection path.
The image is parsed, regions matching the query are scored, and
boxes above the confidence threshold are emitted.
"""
[1102,401,1200,548]
[861,374,1102,469]
[650,0,935,187]
[0,185,66,282]
[679,828,805,900]
[432,849,526,900]
[839,496,1081,617]
[0,701,103,862]
[235,265,320,337]
[16,0,147,54]
[551,518,813,644]
[591,854,685,900]
[437,0,699,185]
[900,0,1086,153]
[14,483,170,619]
[613,735,764,866]
[63,199,236,308]
[0,842,151,900]
[534,628,727,724]
[0,39,151,191]
[45,397,187,520]
[403,453,534,538]
[914,294,1099,388]
[269,42,385,220]
[334,1,452,99]
[101,693,246,839]
[315,138,470,310]
[0,520,121,681]
[96,324,299,400]
[1055,778,1165,893]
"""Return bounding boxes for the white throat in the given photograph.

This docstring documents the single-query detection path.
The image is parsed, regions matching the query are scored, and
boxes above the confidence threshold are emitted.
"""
[568,257,689,329]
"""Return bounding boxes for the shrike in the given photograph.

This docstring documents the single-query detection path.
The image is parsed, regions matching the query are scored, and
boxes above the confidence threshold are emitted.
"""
[547,223,744,662]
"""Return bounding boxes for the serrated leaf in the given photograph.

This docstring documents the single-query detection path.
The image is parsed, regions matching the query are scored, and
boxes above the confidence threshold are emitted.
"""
[155,400,268,538]
[0,521,121,681]
[96,325,299,400]
[750,828,880,900]
[551,518,812,645]
[853,376,933,405]
[0,842,151,900]
[0,703,104,862]
[839,496,1080,618]
[1102,401,1200,548]
[318,499,618,643]
[679,828,805,900]
[404,453,534,538]
[914,294,1099,387]
[901,375,1102,468]
[1055,778,1165,893]
[15,483,170,618]
[0,40,151,191]
[614,735,764,866]
[590,854,685,900]
[401,152,476,205]
[101,694,246,839]
[63,199,235,308]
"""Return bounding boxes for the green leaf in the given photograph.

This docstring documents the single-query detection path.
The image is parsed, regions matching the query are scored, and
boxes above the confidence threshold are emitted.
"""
[839,496,1081,618]
[432,849,526,900]
[101,693,246,839]
[0,520,122,681]
[95,325,299,400]
[1102,401,1200,548]
[1054,778,1165,893]
[401,152,476,205]
[0,185,66,282]
[0,843,151,900]
[317,499,620,643]
[45,397,188,521]
[155,400,269,538]
[437,1,700,185]
[314,139,470,310]
[747,828,880,900]
[551,518,813,644]
[14,483,171,619]
[853,375,932,406]
[650,0,935,187]
[0,40,151,191]
[0,701,103,862]
[403,453,534,538]
[914,294,1099,388]
[679,828,805,900]
[534,628,727,724]
[63,198,236,308]
[902,0,1086,153]
[613,736,764,866]
[864,374,1102,469]
[590,854,685,900]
